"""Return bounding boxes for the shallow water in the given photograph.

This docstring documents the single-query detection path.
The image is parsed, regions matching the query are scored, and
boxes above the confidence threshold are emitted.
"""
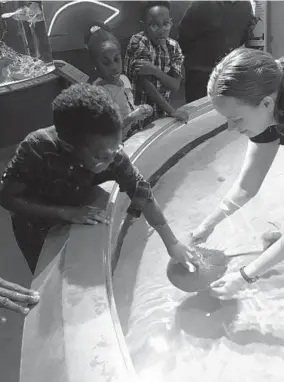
[113,130,284,381]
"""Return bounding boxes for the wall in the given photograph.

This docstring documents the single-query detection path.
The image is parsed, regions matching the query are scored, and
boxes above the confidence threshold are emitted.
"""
[43,1,190,76]
[269,1,284,57]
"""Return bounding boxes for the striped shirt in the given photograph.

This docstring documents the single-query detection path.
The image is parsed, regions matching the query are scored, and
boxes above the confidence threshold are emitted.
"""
[124,31,183,121]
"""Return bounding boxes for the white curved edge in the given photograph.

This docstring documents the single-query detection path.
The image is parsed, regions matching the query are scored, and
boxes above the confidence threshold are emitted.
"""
[48,0,120,37]
[20,98,227,382]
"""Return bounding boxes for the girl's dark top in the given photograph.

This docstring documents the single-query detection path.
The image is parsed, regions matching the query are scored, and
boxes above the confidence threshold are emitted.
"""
[249,125,284,145]
[1,126,154,229]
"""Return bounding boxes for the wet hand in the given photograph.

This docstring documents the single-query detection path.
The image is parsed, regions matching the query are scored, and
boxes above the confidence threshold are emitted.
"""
[61,206,110,225]
[189,224,215,245]
[167,241,198,272]
[210,271,246,300]
[134,60,157,76]
[0,278,40,323]
[170,109,190,123]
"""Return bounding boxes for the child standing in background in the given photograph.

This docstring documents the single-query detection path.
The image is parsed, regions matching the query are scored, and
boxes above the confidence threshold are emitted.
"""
[86,23,153,141]
[124,1,189,126]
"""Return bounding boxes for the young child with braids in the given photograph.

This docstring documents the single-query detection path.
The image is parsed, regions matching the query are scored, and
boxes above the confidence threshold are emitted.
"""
[86,22,153,141]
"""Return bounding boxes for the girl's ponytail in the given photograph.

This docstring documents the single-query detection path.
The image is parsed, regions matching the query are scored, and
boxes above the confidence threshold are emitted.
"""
[84,20,112,46]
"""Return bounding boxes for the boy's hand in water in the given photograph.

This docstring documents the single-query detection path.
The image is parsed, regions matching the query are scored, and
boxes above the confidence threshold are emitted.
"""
[60,206,110,225]
[0,278,40,323]
[170,109,190,123]
[210,271,246,300]
[189,224,215,245]
[167,242,198,272]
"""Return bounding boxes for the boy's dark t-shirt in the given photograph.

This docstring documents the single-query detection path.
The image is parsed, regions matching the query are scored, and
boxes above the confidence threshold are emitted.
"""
[1,126,153,270]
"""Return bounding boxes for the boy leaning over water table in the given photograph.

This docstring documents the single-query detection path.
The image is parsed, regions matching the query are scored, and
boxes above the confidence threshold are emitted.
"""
[124,1,190,127]
[0,84,196,274]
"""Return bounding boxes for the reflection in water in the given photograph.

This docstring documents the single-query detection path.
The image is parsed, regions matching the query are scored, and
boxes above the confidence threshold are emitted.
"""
[174,290,239,340]
[125,280,284,382]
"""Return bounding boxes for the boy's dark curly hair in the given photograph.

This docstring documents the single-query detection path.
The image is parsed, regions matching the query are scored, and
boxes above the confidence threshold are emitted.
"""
[141,1,171,21]
[52,83,122,145]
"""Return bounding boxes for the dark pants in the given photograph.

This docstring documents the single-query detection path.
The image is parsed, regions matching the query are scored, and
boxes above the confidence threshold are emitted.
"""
[11,215,52,274]
[184,69,211,103]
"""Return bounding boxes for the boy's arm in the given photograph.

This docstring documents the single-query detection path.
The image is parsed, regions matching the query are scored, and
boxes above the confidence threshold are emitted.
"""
[111,150,196,271]
[135,41,184,93]
[0,137,69,222]
[0,180,66,221]
[112,149,178,246]
[136,62,180,92]
[152,69,181,93]
[138,76,176,116]
[0,178,109,225]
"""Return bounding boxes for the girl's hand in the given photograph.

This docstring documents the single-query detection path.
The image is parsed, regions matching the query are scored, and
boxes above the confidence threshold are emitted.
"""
[210,271,246,300]
[189,224,215,245]
[0,278,40,323]
[59,206,110,225]
[170,109,190,123]
[131,104,153,122]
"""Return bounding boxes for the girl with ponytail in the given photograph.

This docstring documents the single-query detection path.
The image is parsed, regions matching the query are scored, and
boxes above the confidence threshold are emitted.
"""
[189,47,284,299]
[85,22,153,141]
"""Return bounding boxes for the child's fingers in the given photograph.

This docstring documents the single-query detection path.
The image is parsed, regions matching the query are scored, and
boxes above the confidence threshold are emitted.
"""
[94,213,110,224]
[209,287,227,299]
[178,116,189,123]
[84,219,99,225]
[0,296,30,315]
[185,261,196,273]
[86,214,110,225]
[188,235,202,245]
[0,278,39,297]
[0,287,39,305]
[210,279,226,289]
[87,207,110,224]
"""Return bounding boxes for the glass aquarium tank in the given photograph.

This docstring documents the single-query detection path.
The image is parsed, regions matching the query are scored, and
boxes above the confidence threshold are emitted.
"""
[0,0,54,86]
